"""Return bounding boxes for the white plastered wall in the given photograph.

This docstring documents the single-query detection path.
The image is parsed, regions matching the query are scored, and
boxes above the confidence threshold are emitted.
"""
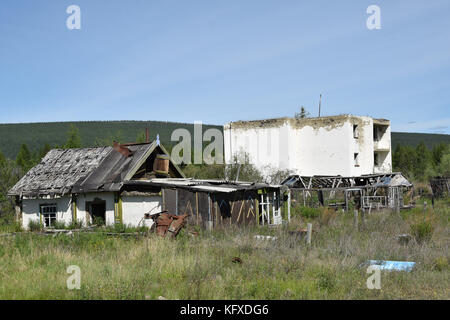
[22,196,71,230]
[225,116,391,177]
[75,192,115,226]
[121,195,162,228]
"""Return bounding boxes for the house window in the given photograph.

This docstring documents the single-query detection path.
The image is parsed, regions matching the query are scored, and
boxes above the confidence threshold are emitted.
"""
[354,153,360,167]
[353,125,359,138]
[40,204,57,227]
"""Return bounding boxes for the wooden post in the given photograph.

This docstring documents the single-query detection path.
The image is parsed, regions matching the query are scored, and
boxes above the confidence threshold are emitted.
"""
[207,193,212,231]
[175,189,178,215]
[353,210,358,230]
[71,195,77,222]
[255,197,260,226]
[195,192,199,225]
[287,190,291,222]
[306,223,312,245]
[361,208,365,229]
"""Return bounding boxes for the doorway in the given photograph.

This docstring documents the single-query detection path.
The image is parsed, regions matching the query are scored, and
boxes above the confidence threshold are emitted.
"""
[87,198,106,225]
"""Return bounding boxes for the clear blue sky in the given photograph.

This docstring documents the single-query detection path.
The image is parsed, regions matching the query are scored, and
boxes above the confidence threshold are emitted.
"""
[1,0,449,133]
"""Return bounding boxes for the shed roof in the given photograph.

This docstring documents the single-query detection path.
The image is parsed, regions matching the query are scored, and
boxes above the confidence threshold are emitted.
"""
[8,141,185,197]
[124,178,281,194]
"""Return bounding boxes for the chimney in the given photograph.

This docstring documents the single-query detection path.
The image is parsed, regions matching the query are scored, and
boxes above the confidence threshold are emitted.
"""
[113,141,132,157]
[145,128,149,143]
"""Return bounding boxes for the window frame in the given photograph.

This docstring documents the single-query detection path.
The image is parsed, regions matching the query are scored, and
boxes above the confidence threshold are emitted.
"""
[39,203,57,227]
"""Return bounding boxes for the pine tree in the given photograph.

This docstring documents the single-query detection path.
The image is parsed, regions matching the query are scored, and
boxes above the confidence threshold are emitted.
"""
[295,106,310,119]
[16,144,33,173]
[65,124,82,148]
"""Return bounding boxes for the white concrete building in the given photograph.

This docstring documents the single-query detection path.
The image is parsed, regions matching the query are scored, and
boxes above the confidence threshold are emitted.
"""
[9,141,185,230]
[224,115,392,176]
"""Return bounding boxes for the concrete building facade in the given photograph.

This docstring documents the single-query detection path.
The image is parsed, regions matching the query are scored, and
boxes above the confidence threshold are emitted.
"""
[224,115,392,176]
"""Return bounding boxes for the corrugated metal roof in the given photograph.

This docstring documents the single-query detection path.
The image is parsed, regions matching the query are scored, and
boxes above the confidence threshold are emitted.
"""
[124,178,281,194]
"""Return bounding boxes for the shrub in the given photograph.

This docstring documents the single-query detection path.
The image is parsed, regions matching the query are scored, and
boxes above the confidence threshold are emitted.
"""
[318,208,337,226]
[13,221,22,232]
[300,206,320,219]
[410,219,434,243]
[433,257,448,271]
[92,216,105,226]
[68,219,83,230]
[28,220,42,232]
[51,220,66,229]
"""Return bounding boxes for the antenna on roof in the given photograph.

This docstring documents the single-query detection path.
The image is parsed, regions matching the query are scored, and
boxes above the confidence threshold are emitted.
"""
[318,94,322,117]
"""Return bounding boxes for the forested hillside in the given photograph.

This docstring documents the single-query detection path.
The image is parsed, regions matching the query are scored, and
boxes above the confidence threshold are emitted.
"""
[391,132,450,149]
[0,121,222,159]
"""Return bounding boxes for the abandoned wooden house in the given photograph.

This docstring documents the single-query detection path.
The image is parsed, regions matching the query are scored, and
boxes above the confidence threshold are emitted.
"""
[281,172,413,212]
[8,141,185,229]
[9,141,286,230]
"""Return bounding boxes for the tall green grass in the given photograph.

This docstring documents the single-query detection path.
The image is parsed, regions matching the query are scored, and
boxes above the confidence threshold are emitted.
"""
[0,200,448,299]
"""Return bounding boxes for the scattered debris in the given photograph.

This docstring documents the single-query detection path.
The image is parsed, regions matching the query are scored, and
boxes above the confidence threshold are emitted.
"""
[398,234,412,245]
[365,260,416,272]
[149,211,189,238]
[254,235,278,241]
[231,257,242,264]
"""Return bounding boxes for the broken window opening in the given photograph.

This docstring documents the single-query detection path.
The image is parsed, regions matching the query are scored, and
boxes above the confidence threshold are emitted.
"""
[353,125,359,139]
[354,153,360,167]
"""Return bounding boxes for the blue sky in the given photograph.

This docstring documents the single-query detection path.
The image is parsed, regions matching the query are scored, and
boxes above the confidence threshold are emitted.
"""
[1,0,449,133]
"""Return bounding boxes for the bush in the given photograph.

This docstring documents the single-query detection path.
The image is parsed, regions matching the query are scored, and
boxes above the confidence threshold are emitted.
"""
[410,219,434,243]
[68,219,83,230]
[92,216,105,226]
[299,206,320,219]
[28,220,42,232]
[318,208,337,226]
[51,220,66,229]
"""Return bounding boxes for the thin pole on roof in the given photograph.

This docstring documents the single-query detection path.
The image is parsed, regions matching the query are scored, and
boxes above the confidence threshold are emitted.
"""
[318,93,322,117]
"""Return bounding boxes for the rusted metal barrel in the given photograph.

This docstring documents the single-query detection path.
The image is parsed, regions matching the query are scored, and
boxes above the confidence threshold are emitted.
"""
[153,154,170,175]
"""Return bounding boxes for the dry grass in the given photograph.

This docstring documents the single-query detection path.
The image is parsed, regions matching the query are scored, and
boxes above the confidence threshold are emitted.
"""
[0,199,448,300]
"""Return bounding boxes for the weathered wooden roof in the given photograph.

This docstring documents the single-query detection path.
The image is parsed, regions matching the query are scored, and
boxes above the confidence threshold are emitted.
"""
[8,141,185,197]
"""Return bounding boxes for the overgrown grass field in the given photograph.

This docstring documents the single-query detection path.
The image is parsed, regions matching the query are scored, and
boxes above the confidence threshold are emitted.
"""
[0,199,448,299]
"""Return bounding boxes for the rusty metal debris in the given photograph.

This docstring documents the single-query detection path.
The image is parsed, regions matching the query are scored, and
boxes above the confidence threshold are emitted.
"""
[231,257,242,264]
[149,211,189,238]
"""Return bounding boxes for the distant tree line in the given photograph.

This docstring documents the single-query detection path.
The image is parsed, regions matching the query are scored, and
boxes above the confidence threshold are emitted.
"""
[393,141,450,181]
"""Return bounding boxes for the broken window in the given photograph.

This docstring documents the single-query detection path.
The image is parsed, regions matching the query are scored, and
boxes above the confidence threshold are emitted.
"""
[374,153,379,166]
[40,204,57,227]
[353,125,359,138]
[373,126,379,141]
[354,153,360,167]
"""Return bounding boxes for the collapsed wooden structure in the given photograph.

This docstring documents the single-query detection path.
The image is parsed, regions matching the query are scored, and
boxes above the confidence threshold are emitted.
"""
[124,178,284,228]
[281,172,413,211]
